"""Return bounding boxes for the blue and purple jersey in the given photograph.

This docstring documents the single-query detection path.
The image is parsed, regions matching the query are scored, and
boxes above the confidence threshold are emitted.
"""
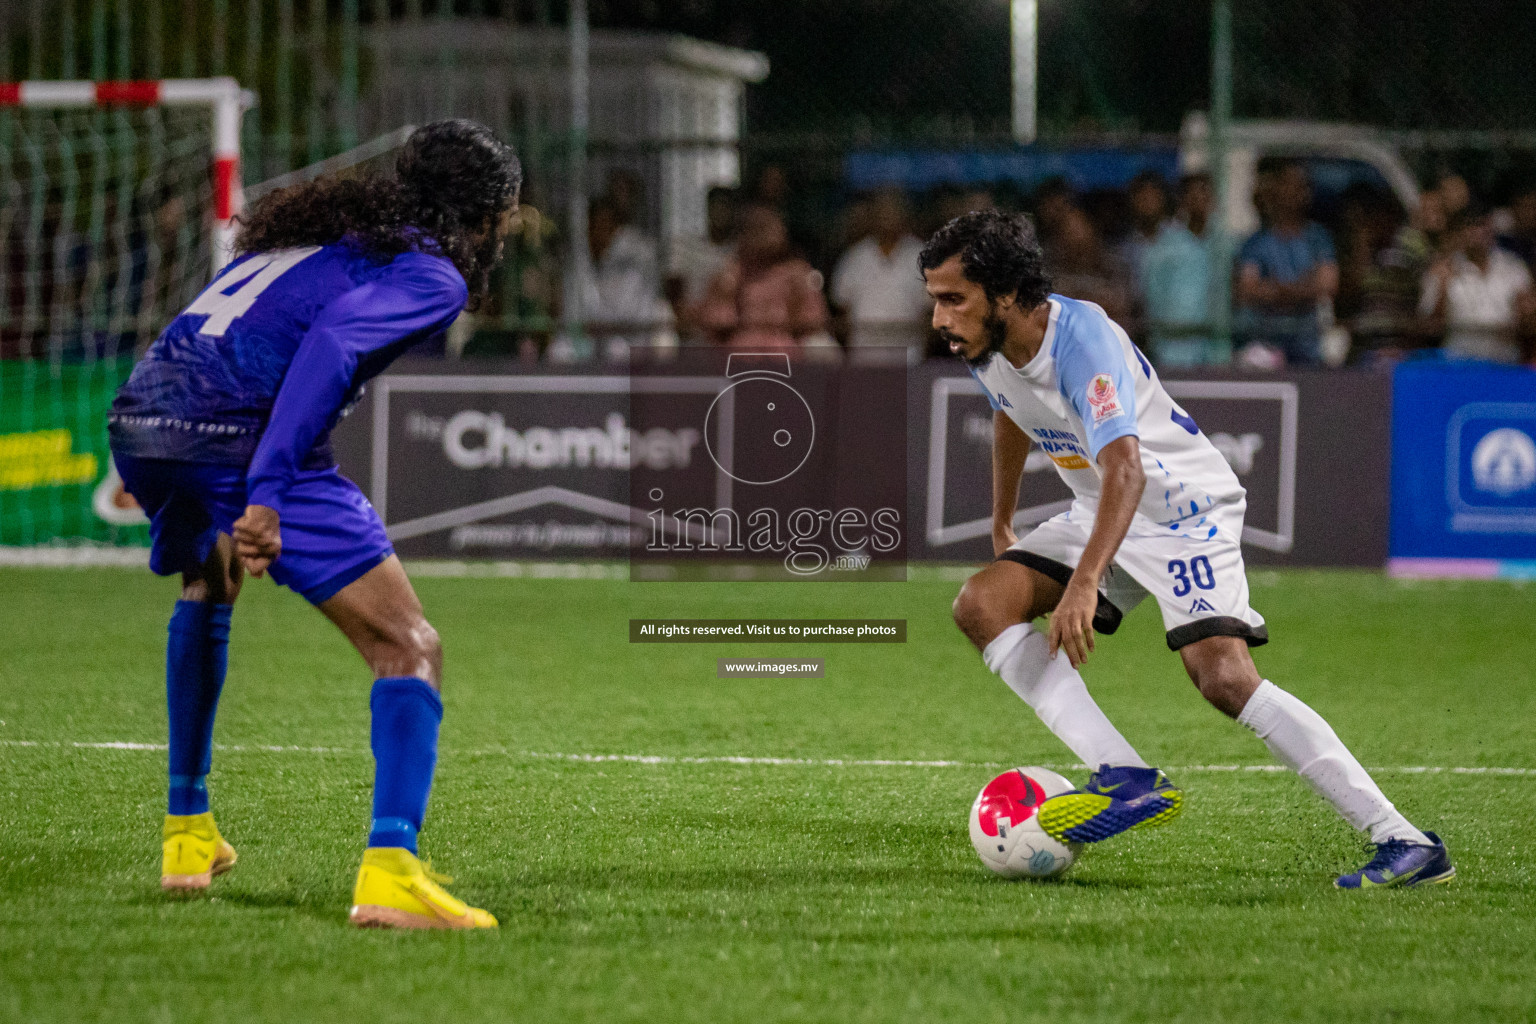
[109,241,466,512]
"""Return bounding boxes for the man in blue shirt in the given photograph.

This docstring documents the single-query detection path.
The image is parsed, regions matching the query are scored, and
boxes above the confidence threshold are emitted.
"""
[1236,160,1339,365]
[1142,172,1230,366]
[109,120,520,928]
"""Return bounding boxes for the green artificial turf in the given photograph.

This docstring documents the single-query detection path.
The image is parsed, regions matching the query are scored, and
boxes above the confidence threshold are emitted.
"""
[1,566,1533,1023]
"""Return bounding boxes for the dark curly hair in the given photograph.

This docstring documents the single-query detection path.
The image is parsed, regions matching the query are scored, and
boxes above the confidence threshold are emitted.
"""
[918,209,1052,309]
[234,119,522,306]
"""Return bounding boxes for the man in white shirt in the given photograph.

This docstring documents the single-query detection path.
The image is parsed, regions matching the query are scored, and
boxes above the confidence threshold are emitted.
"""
[560,196,674,362]
[1420,206,1535,364]
[920,209,1452,889]
[831,188,931,359]
[667,186,738,311]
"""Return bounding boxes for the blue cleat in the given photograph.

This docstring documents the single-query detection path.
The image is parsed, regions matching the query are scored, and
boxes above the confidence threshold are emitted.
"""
[1334,830,1455,889]
[1035,765,1183,844]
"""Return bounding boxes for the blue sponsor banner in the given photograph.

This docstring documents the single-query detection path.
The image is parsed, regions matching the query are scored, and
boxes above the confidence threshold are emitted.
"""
[844,146,1179,194]
[1391,361,1536,571]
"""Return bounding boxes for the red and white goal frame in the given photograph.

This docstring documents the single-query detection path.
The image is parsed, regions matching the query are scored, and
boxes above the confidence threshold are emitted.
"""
[0,77,252,273]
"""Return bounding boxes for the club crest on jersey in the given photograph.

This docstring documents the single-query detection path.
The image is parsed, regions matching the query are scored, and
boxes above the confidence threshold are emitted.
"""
[1086,373,1124,424]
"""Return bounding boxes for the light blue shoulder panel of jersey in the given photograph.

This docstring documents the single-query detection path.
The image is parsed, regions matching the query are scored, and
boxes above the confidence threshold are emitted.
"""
[1049,295,1139,460]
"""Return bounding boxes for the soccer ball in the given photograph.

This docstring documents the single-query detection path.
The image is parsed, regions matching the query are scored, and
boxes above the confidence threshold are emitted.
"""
[968,767,1081,879]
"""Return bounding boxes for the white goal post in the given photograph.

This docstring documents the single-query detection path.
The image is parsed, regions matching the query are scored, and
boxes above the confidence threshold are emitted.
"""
[0,78,254,552]
[0,77,253,271]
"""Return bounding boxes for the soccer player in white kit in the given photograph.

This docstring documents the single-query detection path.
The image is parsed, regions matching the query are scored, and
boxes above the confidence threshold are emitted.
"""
[921,211,1452,888]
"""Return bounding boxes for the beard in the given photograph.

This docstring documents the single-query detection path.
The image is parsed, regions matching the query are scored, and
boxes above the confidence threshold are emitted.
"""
[941,306,1009,368]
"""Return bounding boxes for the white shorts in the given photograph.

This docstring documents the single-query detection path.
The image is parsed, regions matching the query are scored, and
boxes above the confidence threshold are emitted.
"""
[1004,500,1268,651]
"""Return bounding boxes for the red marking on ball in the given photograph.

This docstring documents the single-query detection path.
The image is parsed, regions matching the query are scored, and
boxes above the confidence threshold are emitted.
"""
[975,770,1046,837]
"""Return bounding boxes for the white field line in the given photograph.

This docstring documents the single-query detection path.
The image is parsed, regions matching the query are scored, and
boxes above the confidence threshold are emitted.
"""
[0,739,1532,776]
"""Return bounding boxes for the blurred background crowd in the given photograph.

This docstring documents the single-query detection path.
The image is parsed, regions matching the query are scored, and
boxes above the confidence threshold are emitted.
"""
[473,157,1536,370]
[6,0,1536,371]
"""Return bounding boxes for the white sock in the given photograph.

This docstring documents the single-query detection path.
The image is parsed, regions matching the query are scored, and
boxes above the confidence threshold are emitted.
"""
[1238,680,1430,845]
[982,622,1147,770]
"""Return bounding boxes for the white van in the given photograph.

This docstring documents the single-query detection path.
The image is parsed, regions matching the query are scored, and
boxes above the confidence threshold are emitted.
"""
[1179,112,1422,237]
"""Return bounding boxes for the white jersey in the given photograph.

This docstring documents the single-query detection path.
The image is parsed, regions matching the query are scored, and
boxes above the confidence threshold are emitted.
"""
[970,294,1244,533]
[976,295,1267,648]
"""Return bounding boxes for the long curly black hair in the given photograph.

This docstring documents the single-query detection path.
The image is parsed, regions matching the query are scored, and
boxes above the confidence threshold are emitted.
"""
[234,119,522,306]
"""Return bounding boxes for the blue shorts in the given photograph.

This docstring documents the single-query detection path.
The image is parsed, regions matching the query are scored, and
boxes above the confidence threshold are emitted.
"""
[113,453,393,605]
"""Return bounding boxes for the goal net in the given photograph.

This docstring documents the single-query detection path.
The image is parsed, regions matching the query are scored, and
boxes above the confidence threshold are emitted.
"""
[0,80,244,550]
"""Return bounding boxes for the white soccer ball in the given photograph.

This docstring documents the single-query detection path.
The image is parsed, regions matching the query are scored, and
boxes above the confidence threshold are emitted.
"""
[969,766,1081,879]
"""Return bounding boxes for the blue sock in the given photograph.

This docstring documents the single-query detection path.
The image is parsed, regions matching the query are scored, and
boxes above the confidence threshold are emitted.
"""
[367,676,443,855]
[166,600,232,816]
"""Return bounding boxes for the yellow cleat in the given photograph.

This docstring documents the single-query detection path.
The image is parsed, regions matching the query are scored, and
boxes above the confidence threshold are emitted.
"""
[349,848,498,930]
[161,812,237,892]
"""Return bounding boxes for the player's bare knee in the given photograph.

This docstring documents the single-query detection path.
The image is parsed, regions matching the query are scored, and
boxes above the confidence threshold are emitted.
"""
[952,578,1002,648]
[179,573,240,604]
[1186,652,1259,718]
[371,616,442,689]
[951,580,979,630]
[182,536,241,603]
[413,619,443,687]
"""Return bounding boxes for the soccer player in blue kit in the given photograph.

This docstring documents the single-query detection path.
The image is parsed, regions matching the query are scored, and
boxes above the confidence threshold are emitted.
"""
[109,120,520,927]
[922,211,1453,888]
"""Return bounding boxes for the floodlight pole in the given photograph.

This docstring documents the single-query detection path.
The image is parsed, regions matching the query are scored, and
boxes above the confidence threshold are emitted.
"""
[562,0,590,349]
[1208,0,1234,347]
[1011,0,1037,144]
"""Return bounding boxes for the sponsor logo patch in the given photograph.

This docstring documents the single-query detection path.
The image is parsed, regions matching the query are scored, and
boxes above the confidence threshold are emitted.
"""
[1049,453,1092,470]
[1086,373,1124,425]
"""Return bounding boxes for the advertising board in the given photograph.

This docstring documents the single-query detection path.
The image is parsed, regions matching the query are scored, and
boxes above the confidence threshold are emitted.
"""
[332,362,1392,569]
[1390,361,1536,577]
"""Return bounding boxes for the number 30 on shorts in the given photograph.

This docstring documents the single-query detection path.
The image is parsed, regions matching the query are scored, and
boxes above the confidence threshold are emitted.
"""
[1167,556,1215,597]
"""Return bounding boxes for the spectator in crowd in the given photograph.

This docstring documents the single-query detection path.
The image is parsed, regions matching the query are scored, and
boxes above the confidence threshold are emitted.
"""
[1116,170,1172,306]
[1048,205,1132,325]
[963,187,998,215]
[752,164,791,210]
[1497,178,1536,271]
[1419,204,1535,364]
[462,199,560,361]
[1250,158,1281,229]
[605,166,646,228]
[830,188,931,360]
[1141,171,1229,366]
[1415,185,1450,255]
[1235,159,1338,365]
[691,201,831,352]
[1337,185,1432,362]
[925,188,997,258]
[1033,176,1077,260]
[556,195,674,362]
[667,185,738,328]
[1434,172,1472,227]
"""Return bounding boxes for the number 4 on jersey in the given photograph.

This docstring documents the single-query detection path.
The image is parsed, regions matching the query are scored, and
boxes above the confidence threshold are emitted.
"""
[184,246,321,337]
